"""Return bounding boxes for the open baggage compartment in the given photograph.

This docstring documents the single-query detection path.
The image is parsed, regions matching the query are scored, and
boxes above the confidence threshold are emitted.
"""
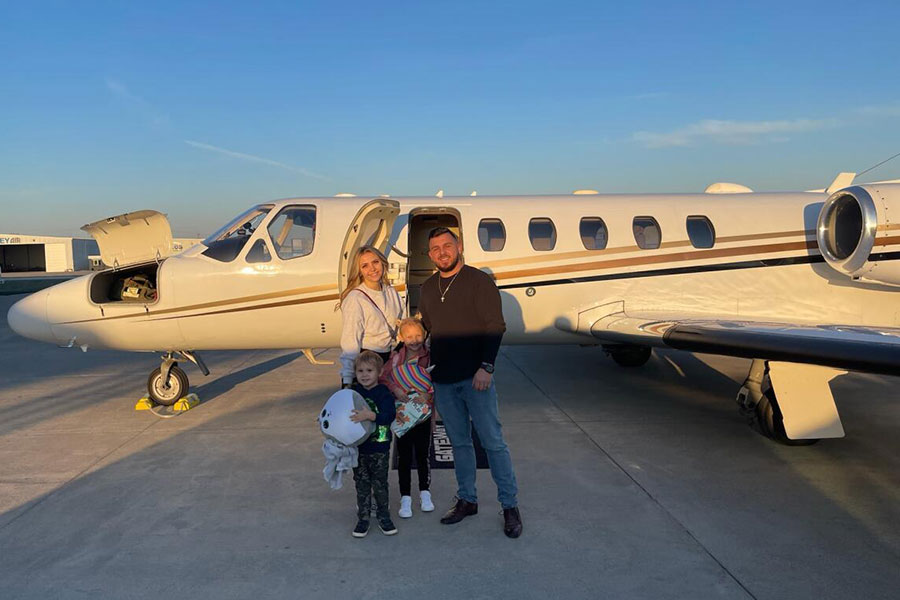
[81,210,174,305]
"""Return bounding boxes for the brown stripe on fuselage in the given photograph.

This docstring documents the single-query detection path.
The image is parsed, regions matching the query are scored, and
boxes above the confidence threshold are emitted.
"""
[63,282,407,325]
[488,239,818,282]
[874,235,900,247]
[66,229,900,325]
[473,229,813,269]
[148,292,342,321]
[62,283,338,324]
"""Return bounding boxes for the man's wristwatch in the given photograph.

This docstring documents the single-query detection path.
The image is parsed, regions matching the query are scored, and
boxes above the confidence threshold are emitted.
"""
[480,362,495,374]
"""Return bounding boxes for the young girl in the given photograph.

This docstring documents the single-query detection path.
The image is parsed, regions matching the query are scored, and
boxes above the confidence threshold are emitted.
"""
[380,318,434,518]
[338,245,405,387]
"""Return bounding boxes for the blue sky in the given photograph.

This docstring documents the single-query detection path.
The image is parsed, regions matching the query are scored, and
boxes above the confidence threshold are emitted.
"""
[3,1,900,236]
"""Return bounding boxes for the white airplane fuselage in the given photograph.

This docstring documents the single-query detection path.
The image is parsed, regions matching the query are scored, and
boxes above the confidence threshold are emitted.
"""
[9,188,900,353]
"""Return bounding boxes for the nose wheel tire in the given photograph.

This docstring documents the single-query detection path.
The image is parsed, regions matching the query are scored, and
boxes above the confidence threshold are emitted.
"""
[148,365,189,406]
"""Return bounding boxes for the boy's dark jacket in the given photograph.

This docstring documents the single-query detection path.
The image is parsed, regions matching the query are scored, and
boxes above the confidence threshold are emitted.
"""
[352,383,396,454]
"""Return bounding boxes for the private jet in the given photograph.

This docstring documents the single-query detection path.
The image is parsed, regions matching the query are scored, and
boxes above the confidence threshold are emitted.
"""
[8,175,900,445]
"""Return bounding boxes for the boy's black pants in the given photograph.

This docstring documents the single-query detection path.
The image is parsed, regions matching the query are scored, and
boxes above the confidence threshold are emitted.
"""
[353,451,390,521]
[396,417,432,496]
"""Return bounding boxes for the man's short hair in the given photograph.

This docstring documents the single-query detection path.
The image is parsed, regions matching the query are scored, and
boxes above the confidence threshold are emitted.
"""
[355,349,384,372]
[428,227,459,242]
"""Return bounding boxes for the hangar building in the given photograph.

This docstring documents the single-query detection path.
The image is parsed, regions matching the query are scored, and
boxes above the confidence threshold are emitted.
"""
[0,234,99,273]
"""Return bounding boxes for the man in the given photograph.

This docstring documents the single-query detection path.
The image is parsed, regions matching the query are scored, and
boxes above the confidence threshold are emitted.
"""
[418,227,522,538]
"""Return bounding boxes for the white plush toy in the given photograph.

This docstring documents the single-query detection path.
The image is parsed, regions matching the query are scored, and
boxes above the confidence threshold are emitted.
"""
[318,389,375,447]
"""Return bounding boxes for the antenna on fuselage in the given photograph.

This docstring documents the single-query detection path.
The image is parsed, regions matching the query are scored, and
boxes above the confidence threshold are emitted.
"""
[858,150,900,179]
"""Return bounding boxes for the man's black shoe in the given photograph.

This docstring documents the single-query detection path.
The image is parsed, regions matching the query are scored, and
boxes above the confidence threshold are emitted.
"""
[503,507,522,538]
[440,498,478,524]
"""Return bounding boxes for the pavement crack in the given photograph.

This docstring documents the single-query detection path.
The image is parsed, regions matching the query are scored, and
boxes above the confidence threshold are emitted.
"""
[501,348,759,600]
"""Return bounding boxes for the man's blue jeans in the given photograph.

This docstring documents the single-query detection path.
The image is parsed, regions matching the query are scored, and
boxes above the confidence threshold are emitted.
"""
[433,378,518,509]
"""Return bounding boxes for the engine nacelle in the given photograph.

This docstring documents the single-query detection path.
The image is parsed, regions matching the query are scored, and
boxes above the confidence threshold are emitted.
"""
[817,183,900,286]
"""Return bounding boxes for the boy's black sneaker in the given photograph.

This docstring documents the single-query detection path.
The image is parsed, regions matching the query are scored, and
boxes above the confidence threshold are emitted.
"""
[378,517,398,536]
[352,519,369,538]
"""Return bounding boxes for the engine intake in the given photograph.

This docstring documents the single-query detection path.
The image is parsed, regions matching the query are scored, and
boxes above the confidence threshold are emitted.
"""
[817,183,900,286]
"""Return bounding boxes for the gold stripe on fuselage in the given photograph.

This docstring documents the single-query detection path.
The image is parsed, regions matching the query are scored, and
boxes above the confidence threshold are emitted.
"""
[64,229,900,325]
[474,229,814,269]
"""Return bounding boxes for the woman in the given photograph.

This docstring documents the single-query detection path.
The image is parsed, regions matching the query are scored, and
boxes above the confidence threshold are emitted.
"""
[338,246,405,387]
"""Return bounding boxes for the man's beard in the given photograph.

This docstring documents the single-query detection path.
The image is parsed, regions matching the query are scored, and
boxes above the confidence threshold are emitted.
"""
[436,254,460,273]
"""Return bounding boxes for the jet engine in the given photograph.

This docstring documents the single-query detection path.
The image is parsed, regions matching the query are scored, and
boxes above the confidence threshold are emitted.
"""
[816,183,900,286]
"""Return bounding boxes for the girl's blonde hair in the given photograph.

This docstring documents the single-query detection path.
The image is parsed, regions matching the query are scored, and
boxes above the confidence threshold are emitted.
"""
[398,317,426,339]
[339,245,390,306]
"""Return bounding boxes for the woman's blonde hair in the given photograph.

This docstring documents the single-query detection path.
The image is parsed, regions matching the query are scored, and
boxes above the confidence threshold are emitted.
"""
[397,317,426,339]
[338,245,390,306]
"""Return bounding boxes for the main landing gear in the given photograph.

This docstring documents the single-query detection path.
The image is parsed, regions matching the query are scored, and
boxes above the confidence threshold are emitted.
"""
[602,344,652,367]
[736,359,819,446]
[147,350,209,406]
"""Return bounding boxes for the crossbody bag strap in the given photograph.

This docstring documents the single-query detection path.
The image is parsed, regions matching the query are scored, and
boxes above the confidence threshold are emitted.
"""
[353,288,398,339]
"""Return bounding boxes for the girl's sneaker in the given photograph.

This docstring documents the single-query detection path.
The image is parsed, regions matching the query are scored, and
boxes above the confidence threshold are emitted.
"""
[420,490,435,512]
[399,495,413,518]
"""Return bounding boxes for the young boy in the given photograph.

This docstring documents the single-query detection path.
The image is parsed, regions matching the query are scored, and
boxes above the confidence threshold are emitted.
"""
[349,350,398,537]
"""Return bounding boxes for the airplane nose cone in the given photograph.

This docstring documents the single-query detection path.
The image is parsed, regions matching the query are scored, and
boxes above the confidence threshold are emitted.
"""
[7,290,56,344]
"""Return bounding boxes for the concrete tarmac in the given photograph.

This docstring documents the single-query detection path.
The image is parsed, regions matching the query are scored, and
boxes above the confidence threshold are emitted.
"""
[1,294,898,599]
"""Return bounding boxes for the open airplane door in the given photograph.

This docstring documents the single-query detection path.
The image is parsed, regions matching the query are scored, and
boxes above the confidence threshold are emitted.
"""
[338,198,400,295]
[81,210,174,270]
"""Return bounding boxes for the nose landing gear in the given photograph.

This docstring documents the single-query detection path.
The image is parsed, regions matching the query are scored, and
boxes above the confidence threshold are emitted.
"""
[146,350,209,406]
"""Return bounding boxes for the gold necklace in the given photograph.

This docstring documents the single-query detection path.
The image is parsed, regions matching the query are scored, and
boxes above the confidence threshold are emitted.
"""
[438,269,461,303]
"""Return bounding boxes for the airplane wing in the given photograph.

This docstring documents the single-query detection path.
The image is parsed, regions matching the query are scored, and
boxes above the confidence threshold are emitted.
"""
[580,309,900,376]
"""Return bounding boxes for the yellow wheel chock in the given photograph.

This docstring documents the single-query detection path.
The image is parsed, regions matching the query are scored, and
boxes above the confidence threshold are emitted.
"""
[135,393,200,413]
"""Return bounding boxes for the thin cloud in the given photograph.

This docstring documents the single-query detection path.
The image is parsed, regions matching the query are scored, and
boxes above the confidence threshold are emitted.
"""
[632,118,838,148]
[105,78,170,127]
[856,103,900,117]
[184,140,329,180]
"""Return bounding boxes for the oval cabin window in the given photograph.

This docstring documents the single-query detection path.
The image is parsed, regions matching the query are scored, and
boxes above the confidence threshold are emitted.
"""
[580,217,608,250]
[686,216,716,249]
[478,219,506,252]
[632,216,661,250]
[529,218,557,251]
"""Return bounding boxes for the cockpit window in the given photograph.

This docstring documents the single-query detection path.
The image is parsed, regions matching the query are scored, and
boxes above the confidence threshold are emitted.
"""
[202,205,273,263]
[267,205,316,259]
[246,239,272,263]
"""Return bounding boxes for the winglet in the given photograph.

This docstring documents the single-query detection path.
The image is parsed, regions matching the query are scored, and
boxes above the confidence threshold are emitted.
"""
[825,172,855,194]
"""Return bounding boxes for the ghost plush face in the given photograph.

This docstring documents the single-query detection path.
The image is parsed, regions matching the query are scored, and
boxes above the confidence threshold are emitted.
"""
[318,389,376,446]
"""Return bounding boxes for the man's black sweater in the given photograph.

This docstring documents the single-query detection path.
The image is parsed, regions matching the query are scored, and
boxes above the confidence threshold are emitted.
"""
[419,265,506,384]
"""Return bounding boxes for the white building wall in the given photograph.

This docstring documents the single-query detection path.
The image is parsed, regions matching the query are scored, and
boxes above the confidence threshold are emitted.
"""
[44,243,69,272]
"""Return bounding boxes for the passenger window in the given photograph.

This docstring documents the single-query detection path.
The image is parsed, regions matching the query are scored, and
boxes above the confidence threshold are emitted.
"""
[579,217,608,250]
[633,217,661,249]
[267,206,316,260]
[528,218,557,251]
[246,239,272,263]
[686,216,715,248]
[478,219,506,251]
